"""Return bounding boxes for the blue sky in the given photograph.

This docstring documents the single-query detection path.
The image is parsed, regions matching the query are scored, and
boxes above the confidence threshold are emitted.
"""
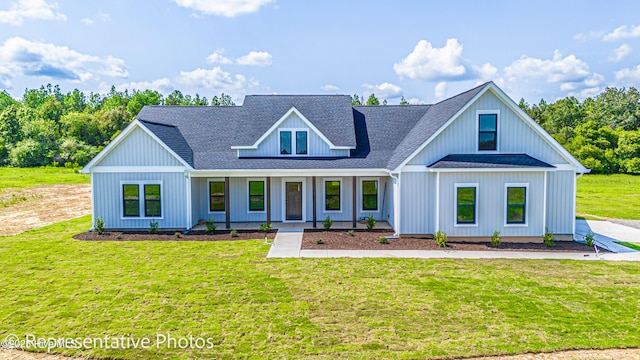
[1,0,640,104]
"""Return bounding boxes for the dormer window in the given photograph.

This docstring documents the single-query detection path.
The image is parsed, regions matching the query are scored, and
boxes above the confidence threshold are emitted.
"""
[478,113,498,151]
[279,129,308,156]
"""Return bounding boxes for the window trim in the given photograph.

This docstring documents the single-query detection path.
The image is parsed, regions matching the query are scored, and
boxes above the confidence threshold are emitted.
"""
[208,177,226,214]
[323,178,342,213]
[504,183,529,227]
[360,177,380,212]
[247,178,266,213]
[278,128,309,156]
[119,180,163,220]
[476,110,499,153]
[454,183,478,227]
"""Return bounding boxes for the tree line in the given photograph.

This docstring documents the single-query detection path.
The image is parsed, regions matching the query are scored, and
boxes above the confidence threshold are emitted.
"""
[0,85,234,168]
[0,84,638,173]
[519,87,640,174]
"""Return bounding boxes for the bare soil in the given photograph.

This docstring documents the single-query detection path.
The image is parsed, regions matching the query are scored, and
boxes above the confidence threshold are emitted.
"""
[73,230,275,241]
[0,184,91,236]
[302,230,601,252]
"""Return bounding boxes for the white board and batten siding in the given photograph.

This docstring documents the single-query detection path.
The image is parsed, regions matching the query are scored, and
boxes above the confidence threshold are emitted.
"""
[546,170,575,234]
[407,92,569,167]
[399,172,435,235]
[96,127,185,167]
[238,113,350,157]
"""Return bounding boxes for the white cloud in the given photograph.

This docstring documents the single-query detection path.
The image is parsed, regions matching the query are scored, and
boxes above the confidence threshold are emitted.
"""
[362,82,402,99]
[115,78,174,94]
[177,66,261,101]
[0,65,12,88]
[206,49,232,64]
[609,44,632,62]
[0,0,66,25]
[80,18,93,25]
[472,63,498,81]
[320,84,339,91]
[0,37,128,83]
[81,11,110,25]
[406,97,422,105]
[603,24,640,41]
[236,50,272,66]
[173,0,274,17]
[393,38,467,81]
[434,82,447,100]
[573,31,604,42]
[615,64,640,85]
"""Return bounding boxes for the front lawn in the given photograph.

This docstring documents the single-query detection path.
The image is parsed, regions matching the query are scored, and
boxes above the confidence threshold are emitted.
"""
[0,166,89,190]
[1,216,639,359]
[616,242,640,251]
[576,174,640,220]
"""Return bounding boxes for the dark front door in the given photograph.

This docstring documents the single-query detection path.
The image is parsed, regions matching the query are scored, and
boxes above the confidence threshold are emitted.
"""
[286,182,303,221]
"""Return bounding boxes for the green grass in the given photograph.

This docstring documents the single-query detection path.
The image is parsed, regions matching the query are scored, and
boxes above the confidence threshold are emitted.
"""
[1,217,639,359]
[577,174,640,220]
[616,242,640,251]
[0,167,89,190]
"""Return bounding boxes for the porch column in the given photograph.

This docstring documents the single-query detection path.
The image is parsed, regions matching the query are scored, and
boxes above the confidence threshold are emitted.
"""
[312,176,317,228]
[266,177,271,224]
[225,177,230,229]
[352,176,357,228]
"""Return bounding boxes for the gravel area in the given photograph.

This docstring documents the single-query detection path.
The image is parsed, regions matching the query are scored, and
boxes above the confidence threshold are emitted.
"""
[302,230,598,252]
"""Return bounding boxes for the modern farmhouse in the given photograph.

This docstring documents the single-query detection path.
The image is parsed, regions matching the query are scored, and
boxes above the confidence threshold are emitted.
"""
[81,82,589,240]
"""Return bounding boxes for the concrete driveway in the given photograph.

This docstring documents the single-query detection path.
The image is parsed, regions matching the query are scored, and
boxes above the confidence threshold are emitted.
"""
[575,220,640,253]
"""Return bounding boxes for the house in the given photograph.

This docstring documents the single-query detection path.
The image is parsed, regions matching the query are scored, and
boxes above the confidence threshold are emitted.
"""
[81,82,589,241]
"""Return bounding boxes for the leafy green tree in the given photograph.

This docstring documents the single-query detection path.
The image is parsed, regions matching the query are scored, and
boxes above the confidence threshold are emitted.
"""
[60,112,103,147]
[62,89,87,114]
[127,90,162,115]
[366,93,380,106]
[351,94,362,106]
[211,93,235,106]
[586,87,640,130]
[399,96,409,105]
[0,105,24,145]
[0,90,18,111]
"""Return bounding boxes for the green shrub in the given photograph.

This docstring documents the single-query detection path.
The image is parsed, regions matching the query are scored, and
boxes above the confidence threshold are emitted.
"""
[348,230,354,236]
[230,229,238,237]
[490,230,501,248]
[434,230,447,248]
[316,238,324,244]
[259,223,272,233]
[95,216,105,235]
[322,216,333,230]
[174,232,182,239]
[149,219,159,234]
[543,227,555,247]
[205,219,217,233]
[379,236,389,244]
[584,230,595,247]
[116,235,122,240]
[366,216,376,231]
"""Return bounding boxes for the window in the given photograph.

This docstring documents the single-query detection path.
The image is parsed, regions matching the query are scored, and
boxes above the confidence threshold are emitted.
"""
[296,131,307,155]
[325,180,341,211]
[123,184,140,217]
[478,113,497,151]
[456,186,476,224]
[122,182,162,218]
[362,180,378,211]
[209,181,225,212]
[249,180,265,211]
[280,131,292,155]
[144,184,161,217]
[506,186,527,224]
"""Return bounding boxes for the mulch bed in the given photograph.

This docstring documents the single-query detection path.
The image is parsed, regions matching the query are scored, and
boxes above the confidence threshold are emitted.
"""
[73,230,275,241]
[302,230,604,252]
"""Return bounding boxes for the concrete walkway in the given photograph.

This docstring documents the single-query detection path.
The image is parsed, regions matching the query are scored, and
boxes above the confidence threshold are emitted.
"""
[266,229,303,258]
[575,219,640,253]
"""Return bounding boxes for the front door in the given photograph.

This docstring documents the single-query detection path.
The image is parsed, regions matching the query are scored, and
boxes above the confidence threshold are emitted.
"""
[285,182,303,221]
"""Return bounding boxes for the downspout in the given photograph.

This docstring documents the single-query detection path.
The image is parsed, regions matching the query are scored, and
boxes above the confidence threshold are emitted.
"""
[389,172,400,237]
[185,171,192,232]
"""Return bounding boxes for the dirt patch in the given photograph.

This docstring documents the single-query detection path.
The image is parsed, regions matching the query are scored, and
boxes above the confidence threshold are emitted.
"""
[0,184,91,236]
[73,230,275,241]
[302,230,601,252]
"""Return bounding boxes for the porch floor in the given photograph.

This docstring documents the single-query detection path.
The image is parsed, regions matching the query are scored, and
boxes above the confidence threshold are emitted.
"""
[190,221,392,231]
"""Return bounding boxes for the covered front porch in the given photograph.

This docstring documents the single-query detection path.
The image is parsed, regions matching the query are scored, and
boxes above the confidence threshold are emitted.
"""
[190,220,393,231]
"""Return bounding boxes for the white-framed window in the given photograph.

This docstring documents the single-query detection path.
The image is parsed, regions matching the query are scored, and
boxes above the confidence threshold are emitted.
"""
[324,179,342,212]
[247,178,266,213]
[279,128,308,156]
[208,178,225,213]
[454,183,478,227]
[120,180,163,219]
[477,110,499,152]
[505,183,529,226]
[361,178,380,212]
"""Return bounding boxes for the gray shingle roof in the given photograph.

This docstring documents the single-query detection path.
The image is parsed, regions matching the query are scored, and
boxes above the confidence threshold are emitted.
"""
[139,120,194,167]
[428,154,555,169]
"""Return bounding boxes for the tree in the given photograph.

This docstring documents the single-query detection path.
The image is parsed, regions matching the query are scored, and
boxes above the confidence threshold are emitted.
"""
[399,96,409,105]
[211,93,235,106]
[127,89,162,115]
[351,94,362,106]
[586,87,640,130]
[366,93,380,106]
[62,89,87,114]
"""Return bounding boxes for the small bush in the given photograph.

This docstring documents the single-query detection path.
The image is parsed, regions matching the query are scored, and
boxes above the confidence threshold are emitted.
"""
[348,230,354,236]
[379,236,389,244]
[230,229,238,237]
[322,216,333,230]
[95,216,105,235]
[259,223,272,233]
[434,230,447,248]
[543,227,555,247]
[174,232,182,239]
[584,230,595,247]
[491,230,501,248]
[116,235,122,240]
[205,219,217,233]
[366,216,376,231]
[316,238,324,244]
[149,219,159,234]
